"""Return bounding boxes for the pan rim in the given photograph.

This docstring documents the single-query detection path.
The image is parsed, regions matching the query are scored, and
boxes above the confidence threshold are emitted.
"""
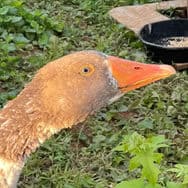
[139,19,188,50]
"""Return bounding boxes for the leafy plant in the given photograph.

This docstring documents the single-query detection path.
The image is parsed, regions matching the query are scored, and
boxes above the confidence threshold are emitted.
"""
[114,132,169,185]
[114,132,188,188]
[0,0,63,51]
[0,0,64,107]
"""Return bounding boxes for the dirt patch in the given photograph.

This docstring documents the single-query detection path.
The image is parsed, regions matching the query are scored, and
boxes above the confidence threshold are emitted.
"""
[70,122,93,148]
[118,111,138,119]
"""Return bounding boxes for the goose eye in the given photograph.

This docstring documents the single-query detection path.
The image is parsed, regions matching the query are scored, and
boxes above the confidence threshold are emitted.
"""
[80,64,95,76]
[82,67,90,73]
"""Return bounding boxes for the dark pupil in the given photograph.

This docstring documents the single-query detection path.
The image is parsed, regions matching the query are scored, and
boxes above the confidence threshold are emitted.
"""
[83,67,89,73]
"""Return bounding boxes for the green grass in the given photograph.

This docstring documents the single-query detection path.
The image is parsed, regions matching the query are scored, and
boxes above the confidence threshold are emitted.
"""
[0,0,187,187]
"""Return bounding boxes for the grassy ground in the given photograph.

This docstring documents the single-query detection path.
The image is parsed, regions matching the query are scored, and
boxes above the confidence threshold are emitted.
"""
[0,0,187,187]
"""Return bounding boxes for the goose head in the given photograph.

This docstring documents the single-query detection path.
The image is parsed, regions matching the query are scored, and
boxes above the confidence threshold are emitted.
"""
[34,50,175,128]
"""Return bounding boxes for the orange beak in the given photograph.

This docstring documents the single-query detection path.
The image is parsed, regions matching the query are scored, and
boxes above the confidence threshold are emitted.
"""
[108,56,176,92]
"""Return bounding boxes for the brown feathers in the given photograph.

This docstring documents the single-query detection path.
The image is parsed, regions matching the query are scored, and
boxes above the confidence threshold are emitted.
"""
[0,51,119,188]
[0,51,118,162]
[0,51,175,188]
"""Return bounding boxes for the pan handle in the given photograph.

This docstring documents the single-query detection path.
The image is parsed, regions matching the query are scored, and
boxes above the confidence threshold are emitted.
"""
[172,63,188,71]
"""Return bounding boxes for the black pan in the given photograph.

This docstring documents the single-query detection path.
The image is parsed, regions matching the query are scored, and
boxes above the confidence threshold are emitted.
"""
[139,19,188,70]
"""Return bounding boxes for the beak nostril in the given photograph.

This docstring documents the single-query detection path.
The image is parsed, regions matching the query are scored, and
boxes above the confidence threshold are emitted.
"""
[134,66,142,70]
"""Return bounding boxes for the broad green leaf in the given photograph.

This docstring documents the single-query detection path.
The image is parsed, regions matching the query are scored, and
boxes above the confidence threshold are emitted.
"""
[30,21,40,32]
[23,27,36,33]
[138,118,153,130]
[11,16,22,23]
[115,179,162,188]
[3,16,12,22]
[129,156,141,170]
[145,183,161,188]
[152,153,163,164]
[113,144,127,152]
[0,62,7,68]
[148,135,169,151]
[115,179,145,188]
[14,34,29,44]
[141,157,160,184]
[10,0,23,7]
[7,6,17,15]
[0,6,9,15]
[0,42,16,52]
[38,32,50,47]
[53,21,64,32]
[33,9,42,17]
[166,182,186,188]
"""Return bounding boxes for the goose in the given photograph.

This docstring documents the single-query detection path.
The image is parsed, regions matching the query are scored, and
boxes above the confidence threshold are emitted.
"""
[0,50,176,188]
